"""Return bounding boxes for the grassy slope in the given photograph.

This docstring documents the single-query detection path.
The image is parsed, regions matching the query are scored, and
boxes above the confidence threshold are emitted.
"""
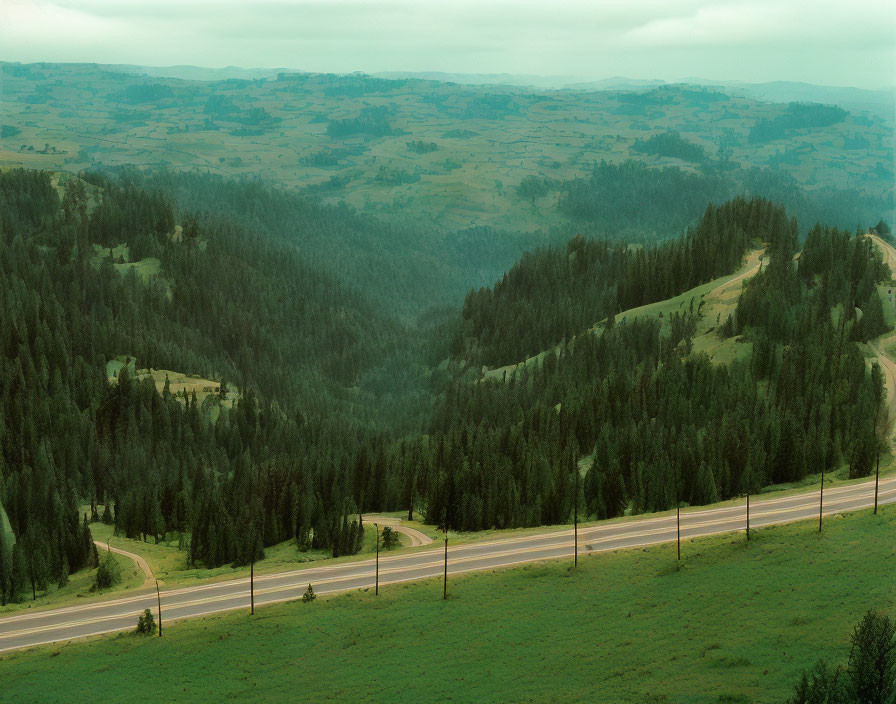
[0,501,13,556]
[86,517,381,588]
[483,248,762,381]
[0,552,143,617]
[1,507,892,704]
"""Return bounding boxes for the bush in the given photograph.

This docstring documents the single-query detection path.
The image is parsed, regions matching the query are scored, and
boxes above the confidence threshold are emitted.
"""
[381,526,399,550]
[787,610,895,703]
[136,608,156,635]
[515,175,551,204]
[302,584,316,603]
[847,610,895,702]
[92,551,121,591]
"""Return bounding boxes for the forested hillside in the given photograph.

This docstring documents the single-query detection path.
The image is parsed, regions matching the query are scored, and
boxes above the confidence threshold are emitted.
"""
[0,168,424,603]
[112,168,547,319]
[385,200,890,531]
[459,197,793,367]
[558,159,889,243]
[0,167,890,605]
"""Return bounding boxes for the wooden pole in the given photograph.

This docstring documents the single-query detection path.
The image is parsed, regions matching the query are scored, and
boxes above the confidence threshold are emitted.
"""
[677,504,681,561]
[156,579,163,638]
[574,464,578,567]
[250,560,255,615]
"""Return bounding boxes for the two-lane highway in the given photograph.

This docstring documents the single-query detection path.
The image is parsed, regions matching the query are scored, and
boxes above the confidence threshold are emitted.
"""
[1,475,893,654]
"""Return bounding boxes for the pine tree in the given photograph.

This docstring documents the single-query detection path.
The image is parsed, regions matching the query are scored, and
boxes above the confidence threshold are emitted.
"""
[847,610,896,703]
[136,608,157,635]
[0,528,9,606]
[302,583,316,602]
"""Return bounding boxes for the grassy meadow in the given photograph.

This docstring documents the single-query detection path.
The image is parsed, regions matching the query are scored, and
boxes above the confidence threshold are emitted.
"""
[0,551,143,617]
[0,507,892,703]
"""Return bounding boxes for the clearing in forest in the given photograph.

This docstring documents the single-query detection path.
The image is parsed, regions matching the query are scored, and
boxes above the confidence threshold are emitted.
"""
[482,248,764,381]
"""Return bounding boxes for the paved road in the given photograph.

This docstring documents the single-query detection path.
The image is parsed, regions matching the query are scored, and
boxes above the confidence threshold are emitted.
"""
[1,476,892,654]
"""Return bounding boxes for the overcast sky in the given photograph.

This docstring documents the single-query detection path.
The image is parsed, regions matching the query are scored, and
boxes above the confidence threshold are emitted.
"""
[2,0,894,89]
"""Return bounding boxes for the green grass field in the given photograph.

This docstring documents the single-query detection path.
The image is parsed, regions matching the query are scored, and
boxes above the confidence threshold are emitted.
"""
[1,507,892,703]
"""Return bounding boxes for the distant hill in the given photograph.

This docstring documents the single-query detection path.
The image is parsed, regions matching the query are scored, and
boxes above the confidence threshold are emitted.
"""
[2,62,891,234]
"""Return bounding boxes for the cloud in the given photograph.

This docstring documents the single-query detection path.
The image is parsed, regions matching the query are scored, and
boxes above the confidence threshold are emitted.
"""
[623,0,895,48]
[1,0,893,88]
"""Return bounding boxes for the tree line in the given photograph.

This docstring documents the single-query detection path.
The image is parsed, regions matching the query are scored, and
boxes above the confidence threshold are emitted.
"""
[458,197,793,368]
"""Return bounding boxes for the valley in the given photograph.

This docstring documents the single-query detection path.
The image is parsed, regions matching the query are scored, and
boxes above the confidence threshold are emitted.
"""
[0,44,894,703]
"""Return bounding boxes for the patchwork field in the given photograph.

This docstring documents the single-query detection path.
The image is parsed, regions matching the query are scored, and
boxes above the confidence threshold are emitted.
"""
[1,62,892,232]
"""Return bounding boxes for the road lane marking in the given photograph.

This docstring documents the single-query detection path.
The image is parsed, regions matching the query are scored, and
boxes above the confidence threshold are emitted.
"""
[1,480,892,647]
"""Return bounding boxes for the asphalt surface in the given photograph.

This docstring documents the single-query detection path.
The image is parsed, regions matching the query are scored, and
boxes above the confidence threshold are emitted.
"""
[1,475,892,654]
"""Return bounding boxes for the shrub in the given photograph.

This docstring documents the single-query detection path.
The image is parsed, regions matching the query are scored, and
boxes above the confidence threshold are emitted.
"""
[302,584,316,603]
[381,526,399,550]
[92,551,121,591]
[136,608,156,635]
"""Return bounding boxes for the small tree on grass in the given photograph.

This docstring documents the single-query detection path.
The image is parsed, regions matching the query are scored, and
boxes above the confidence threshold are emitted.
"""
[848,610,895,703]
[381,526,399,550]
[302,583,316,603]
[136,608,156,635]
[787,610,895,703]
[92,550,121,591]
[516,175,550,206]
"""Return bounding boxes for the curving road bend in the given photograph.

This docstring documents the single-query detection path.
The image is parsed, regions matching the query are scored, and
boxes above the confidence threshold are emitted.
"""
[362,515,433,547]
[94,541,155,588]
[868,235,896,425]
[1,476,893,654]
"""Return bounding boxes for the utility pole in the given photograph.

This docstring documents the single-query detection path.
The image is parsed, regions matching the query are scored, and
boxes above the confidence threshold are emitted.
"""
[250,559,255,615]
[818,468,824,533]
[374,523,379,596]
[677,503,681,561]
[746,491,750,541]
[675,473,681,561]
[443,527,448,600]
[155,579,163,638]
[874,445,880,515]
[573,463,578,568]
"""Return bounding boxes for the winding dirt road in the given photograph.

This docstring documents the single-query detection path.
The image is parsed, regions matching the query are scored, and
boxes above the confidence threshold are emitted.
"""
[363,515,434,547]
[868,235,896,425]
[93,541,155,589]
[707,249,764,299]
